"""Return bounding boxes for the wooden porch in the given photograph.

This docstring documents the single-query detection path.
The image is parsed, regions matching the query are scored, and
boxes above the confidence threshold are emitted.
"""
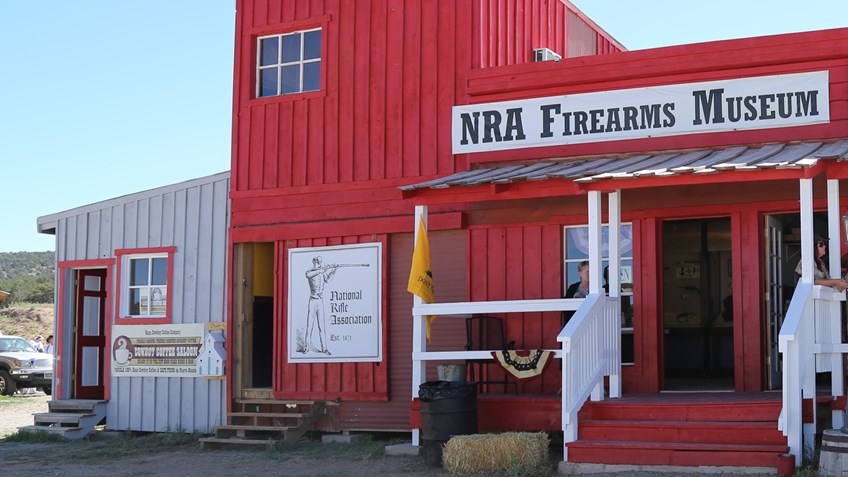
[414,390,788,469]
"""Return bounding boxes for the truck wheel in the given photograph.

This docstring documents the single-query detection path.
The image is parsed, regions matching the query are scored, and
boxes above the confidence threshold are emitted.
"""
[42,385,52,396]
[0,370,16,396]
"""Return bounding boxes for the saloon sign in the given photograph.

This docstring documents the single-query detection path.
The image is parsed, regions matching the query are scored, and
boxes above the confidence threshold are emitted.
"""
[452,71,829,154]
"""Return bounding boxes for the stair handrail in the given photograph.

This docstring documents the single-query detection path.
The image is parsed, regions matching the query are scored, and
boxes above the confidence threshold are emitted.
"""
[778,282,814,466]
[557,292,621,460]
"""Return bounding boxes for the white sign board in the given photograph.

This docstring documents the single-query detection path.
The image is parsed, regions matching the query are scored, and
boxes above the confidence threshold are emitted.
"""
[453,71,830,154]
[111,323,205,377]
[287,243,383,363]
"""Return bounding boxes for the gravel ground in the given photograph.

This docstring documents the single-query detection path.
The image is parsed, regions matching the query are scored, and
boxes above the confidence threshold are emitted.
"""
[0,392,50,437]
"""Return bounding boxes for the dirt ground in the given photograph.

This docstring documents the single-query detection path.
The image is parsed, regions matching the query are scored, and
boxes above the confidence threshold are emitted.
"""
[0,395,784,477]
[0,394,454,477]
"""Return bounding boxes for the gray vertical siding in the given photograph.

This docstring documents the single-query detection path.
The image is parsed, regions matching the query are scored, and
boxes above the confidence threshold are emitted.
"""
[39,172,230,433]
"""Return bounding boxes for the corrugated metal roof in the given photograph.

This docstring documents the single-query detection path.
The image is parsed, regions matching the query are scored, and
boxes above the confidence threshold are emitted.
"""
[400,140,848,191]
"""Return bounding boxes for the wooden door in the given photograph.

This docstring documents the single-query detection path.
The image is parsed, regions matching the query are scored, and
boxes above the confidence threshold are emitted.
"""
[75,269,107,399]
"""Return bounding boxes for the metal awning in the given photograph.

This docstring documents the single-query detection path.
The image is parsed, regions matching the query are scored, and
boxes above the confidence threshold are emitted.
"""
[400,140,848,191]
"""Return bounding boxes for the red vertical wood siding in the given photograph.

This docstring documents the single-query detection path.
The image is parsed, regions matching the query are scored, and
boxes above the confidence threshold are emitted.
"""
[336,230,466,429]
[468,224,563,394]
[463,30,848,165]
[274,234,390,401]
[231,0,621,196]
[475,0,621,67]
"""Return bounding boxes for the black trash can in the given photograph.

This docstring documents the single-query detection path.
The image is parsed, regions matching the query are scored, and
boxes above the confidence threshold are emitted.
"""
[418,380,477,467]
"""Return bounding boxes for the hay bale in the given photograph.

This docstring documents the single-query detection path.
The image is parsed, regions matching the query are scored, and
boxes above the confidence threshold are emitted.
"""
[441,431,549,474]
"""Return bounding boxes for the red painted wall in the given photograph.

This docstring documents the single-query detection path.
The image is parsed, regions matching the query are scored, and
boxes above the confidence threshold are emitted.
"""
[462,28,848,164]
[231,0,621,202]
[231,0,848,428]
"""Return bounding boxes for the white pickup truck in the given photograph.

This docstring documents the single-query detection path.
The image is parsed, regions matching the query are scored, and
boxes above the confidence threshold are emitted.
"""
[0,335,53,395]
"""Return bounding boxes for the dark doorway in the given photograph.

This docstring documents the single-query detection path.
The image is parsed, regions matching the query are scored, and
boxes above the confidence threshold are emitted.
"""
[662,218,734,391]
[252,297,274,387]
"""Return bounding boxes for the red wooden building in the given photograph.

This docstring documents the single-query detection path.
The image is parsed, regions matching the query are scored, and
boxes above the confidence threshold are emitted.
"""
[225,0,848,471]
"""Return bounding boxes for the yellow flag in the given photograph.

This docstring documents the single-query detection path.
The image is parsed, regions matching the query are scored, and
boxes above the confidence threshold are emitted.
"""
[407,217,436,340]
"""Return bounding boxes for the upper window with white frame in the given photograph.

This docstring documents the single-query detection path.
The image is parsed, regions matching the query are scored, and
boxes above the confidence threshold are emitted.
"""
[116,247,174,323]
[257,28,322,98]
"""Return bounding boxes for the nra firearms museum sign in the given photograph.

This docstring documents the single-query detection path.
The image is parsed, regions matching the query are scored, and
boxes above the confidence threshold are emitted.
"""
[452,71,829,154]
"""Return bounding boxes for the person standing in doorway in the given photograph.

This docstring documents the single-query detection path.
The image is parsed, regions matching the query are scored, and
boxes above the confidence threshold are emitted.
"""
[303,256,337,355]
[795,236,848,292]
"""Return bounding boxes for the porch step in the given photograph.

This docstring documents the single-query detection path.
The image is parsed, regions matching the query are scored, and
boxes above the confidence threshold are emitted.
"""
[567,440,788,467]
[19,400,108,440]
[578,420,786,445]
[568,394,787,469]
[199,399,326,449]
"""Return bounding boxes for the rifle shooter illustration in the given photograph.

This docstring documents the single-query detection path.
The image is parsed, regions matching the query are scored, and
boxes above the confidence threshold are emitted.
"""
[322,263,370,270]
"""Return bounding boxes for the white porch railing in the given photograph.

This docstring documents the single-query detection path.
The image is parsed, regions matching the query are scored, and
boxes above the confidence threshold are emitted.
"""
[557,292,621,461]
[779,283,846,466]
[411,297,586,446]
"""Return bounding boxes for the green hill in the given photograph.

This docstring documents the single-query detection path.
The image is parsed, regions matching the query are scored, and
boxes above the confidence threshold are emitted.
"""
[0,252,54,304]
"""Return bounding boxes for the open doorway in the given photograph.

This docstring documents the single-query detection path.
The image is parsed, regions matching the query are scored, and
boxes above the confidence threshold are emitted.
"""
[233,243,275,394]
[763,212,830,390]
[662,218,734,391]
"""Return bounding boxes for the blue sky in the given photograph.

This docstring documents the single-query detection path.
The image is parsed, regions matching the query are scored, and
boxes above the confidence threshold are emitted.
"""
[1,1,845,253]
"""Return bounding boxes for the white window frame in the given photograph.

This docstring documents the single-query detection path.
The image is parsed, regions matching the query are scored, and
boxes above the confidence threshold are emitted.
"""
[564,223,635,365]
[256,28,322,98]
[120,252,170,319]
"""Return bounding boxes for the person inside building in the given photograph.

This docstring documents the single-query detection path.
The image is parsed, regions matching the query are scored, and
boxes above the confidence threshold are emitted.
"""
[563,260,590,326]
[795,236,848,292]
[566,260,591,299]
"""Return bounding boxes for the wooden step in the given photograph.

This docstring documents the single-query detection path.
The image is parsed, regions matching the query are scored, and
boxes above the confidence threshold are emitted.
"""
[578,419,786,445]
[585,401,781,422]
[32,412,93,425]
[199,437,276,449]
[228,412,308,418]
[215,424,294,432]
[47,399,105,413]
[567,440,788,467]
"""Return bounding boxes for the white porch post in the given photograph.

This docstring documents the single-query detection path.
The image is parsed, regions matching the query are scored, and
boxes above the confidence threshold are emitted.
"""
[587,190,603,401]
[799,178,817,455]
[826,179,845,430]
[411,205,428,446]
[608,190,622,398]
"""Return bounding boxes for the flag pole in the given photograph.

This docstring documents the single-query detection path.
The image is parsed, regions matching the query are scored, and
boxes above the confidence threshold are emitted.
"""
[411,205,428,446]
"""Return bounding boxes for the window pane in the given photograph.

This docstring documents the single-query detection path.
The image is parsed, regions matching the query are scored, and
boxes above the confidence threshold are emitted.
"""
[303,30,321,60]
[281,65,300,94]
[151,257,168,285]
[259,68,278,97]
[130,258,149,286]
[138,288,150,315]
[129,289,142,315]
[281,33,301,63]
[259,37,279,66]
[303,61,320,91]
[150,286,167,315]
